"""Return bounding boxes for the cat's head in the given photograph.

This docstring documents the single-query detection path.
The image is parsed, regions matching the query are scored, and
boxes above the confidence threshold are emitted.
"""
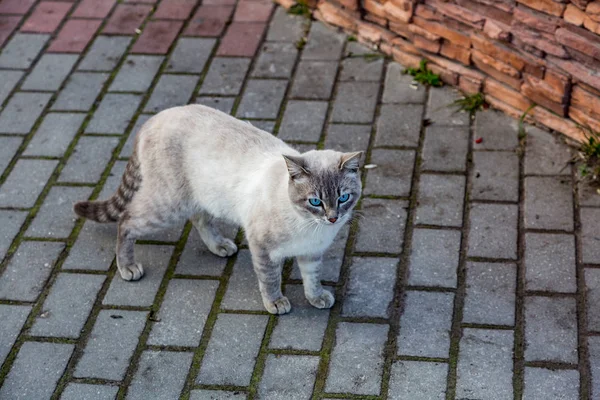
[283,150,362,226]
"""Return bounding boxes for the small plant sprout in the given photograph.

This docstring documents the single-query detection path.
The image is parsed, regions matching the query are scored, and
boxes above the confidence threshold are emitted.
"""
[518,104,536,140]
[574,125,600,183]
[449,93,487,115]
[295,36,307,50]
[347,35,357,42]
[404,60,443,87]
[288,1,311,18]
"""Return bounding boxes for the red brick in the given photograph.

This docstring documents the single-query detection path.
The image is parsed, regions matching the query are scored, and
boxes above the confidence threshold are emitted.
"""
[484,78,533,111]
[472,50,522,90]
[571,85,600,120]
[391,35,420,54]
[389,21,411,38]
[572,0,590,9]
[564,4,586,25]
[470,34,525,70]
[380,41,393,56]
[413,34,440,53]
[533,106,585,143]
[485,94,534,120]
[570,107,600,132]
[475,0,516,13]
[132,20,183,54]
[154,0,198,20]
[412,16,470,47]
[124,0,157,3]
[425,0,485,29]
[21,2,72,33]
[0,15,20,47]
[455,0,512,25]
[584,15,600,33]
[217,22,265,56]
[588,1,600,22]
[459,75,482,95]
[547,56,600,91]
[472,49,520,78]
[483,18,511,41]
[203,0,236,4]
[364,12,386,26]
[522,75,567,114]
[0,0,36,15]
[516,0,565,16]
[513,4,560,33]
[72,0,116,18]
[358,20,392,44]
[363,0,386,18]
[556,27,600,60]
[440,40,471,65]
[333,0,359,11]
[47,19,101,53]
[233,0,273,22]
[384,0,414,23]
[185,5,233,36]
[427,62,459,85]
[103,4,152,34]
[426,52,486,81]
[408,23,440,41]
[512,25,569,58]
[392,46,421,68]
[316,2,358,30]
[414,4,443,21]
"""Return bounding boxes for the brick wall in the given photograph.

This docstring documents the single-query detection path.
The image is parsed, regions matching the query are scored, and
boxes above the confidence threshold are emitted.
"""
[276,0,600,143]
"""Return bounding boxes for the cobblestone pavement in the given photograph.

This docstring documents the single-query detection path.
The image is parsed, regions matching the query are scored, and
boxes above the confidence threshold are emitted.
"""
[0,1,599,399]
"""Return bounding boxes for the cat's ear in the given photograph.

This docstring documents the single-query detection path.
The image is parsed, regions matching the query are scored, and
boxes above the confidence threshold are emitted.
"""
[340,152,362,172]
[283,154,309,180]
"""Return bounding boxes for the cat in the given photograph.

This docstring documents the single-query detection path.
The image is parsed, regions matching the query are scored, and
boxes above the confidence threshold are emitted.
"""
[73,104,362,314]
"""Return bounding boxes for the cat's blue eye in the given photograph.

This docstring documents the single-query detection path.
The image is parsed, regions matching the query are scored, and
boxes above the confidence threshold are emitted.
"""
[308,198,322,207]
[338,193,350,203]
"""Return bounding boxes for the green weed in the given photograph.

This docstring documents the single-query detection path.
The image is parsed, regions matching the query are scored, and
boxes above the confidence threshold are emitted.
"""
[288,1,311,18]
[448,93,487,115]
[575,125,600,182]
[404,60,442,87]
[295,37,307,50]
[347,35,357,42]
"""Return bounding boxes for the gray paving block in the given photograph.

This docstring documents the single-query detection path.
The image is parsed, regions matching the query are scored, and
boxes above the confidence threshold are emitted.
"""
[585,268,600,331]
[52,72,109,111]
[60,383,119,400]
[24,113,85,156]
[266,7,307,42]
[252,42,298,79]
[324,124,371,153]
[127,351,193,400]
[85,93,143,134]
[345,41,377,56]
[237,79,287,119]
[148,279,218,347]
[120,114,151,158]
[589,336,600,398]
[270,285,330,351]
[245,120,275,133]
[456,329,514,400]
[302,22,344,61]
[221,250,264,311]
[326,322,388,395]
[343,257,397,318]
[524,176,574,231]
[145,74,199,113]
[78,35,132,71]
[21,54,78,91]
[582,208,600,264]
[397,290,454,358]
[0,92,52,134]
[0,342,74,400]
[463,262,516,326]
[31,273,105,338]
[331,81,379,123]
[167,37,216,73]
[200,57,251,95]
[0,305,31,366]
[190,390,247,400]
[259,354,319,400]
[473,109,520,151]
[382,63,426,104]
[525,233,576,293]
[339,57,384,82]
[0,210,27,258]
[426,87,470,126]
[388,361,447,400]
[524,368,579,400]
[74,309,148,380]
[197,313,268,386]
[525,296,578,363]
[0,137,22,174]
[422,126,469,172]
[278,100,328,142]
[175,228,232,276]
[0,159,57,207]
[195,97,236,115]
[290,60,337,100]
[524,126,572,175]
[364,149,414,196]
[62,221,117,271]
[0,241,64,302]
[292,143,318,153]
[468,203,518,260]
[375,104,423,147]
[409,229,461,288]
[415,174,465,227]
[110,55,164,92]
[60,136,120,183]
[471,151,519,202]
[0,70,24,105]
[578,181,600,207]
[355,198,407,253]
[103,245,173,307]
[0,33,49,69]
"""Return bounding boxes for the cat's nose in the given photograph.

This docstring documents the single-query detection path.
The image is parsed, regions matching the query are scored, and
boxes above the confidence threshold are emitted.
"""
[328,217,337,223]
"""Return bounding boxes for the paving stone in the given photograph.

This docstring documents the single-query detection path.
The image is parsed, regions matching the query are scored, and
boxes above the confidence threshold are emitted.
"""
[30,273,105,338]
[0,159,57,207]
[331,82,379,124]
[185,5,234,37]
[382,63,426,104]
[364,149,415,196]
[589,336,600,398]
[468,203,518,260]
[524,176,574,231]
[167,37,216,73]
[21,1,71,33]
[245,119,275,133]
[375,104,423,148]
[175,228,231,276]
[278,100,328,142]
[110,55,164,92]
[200,57,251,95]
[582,208,600,264]
[426,87,470,126]
[525,296,578,363]
[0,0,36,15]
[324,124,371,153]
[578,181,600,207]
[397,290,454,358]
[0,92,52,134]
[355,198,407,253]
[409,229,461,288]
[52,72,109,111]
[217,22,265,57]
[292,143,318,153]
[103,4,152,35]
[195,97,236,115]
[456,328,514,400]
[0,211,27,258]
[86,93,142,134]
[525,233,576,293]
[24,113,85,156]
[27,186,93,239]
[0,33,49,69]
[270,285,330,351]
[266,7,306,42]
[415,174,465,227]
[197,313,269,386]
[21,54,78,91]
[0,70,24,105]
[148,279,218,347]
[585,269,600,331]
[60,383,119,400]
[0,16,19,47]
[345,41,379,56]
[233,1,273,22]
[421,126,469,172]
[290,61,338,100]
[0,137,22,173]
[63,221,117,271]
[0,305,31,366]
[388,361,447,400]
[340,57,384,82]
[0,342,74,400]
[60,136,120,183]
[145,74,198,113]
[221,250,264,311]
[342,257,397,318]
[326,322,388,395]
[524,126,572,175]
[48,19,102,53]
[259,354,319,400]
[74,310,148,380]
[73,0,116,19]
[103,245,173,307]
[473,109,520,151]
[127,351,193,400]
[523,368,579,400]
[471,151,519,202]
[302,22,344,61]
[154,0,196,19]
[120,115,151,158]
[190,390,247,400]
[79,36,131,71]
[237,79,287,119]
[252,42,298,79]
[463,262,516,326]
[97,160,127,200]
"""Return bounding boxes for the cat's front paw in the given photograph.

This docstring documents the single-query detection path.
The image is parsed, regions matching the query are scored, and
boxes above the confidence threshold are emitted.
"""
[307,290,335,309]
[118,263,144,281]
[263,296,292,315]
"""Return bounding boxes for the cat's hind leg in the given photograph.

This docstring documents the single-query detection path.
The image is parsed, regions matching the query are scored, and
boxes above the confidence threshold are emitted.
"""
[192,211,237,257]
[297,254,335,309]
